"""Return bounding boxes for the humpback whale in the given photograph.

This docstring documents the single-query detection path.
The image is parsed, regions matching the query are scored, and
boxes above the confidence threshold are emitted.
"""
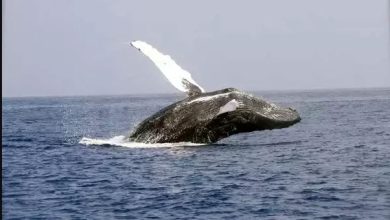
[129,41,301,144]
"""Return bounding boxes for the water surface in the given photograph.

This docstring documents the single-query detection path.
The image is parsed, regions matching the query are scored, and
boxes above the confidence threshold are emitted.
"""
[3,88,390,219]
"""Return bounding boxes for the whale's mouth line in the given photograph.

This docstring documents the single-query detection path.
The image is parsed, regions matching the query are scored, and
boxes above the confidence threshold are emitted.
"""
[79,136,206,148]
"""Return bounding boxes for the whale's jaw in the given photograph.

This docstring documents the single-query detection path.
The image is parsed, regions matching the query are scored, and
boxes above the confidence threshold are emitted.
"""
[129,88,301,144]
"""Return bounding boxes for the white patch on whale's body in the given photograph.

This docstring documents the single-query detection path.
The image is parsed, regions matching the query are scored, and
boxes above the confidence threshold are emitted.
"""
[130,41,205,95]
[186,90,242,104]
[187,93,230,104]
[217,99,242,115]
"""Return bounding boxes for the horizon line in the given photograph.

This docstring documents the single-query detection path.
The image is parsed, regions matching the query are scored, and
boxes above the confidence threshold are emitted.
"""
[2,86,390,99]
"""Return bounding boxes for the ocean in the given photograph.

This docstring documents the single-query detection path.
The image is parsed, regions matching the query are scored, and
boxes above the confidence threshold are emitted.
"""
[2,88,390,219]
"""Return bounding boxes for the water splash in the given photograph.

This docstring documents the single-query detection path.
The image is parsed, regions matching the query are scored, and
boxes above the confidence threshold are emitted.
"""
[79,135,205,148]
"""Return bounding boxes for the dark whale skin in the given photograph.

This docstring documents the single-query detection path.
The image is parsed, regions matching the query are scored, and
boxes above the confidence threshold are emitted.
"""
[129,88,301,143]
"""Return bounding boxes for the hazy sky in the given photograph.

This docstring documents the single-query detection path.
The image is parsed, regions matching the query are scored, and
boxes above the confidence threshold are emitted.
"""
[3,0,390,97]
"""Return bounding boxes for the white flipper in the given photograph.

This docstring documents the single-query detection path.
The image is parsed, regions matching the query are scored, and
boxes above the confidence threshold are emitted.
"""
[130,40,205,96]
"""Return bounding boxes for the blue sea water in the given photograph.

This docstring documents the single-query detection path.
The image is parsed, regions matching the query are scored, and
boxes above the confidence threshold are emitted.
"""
[2,88,390,219]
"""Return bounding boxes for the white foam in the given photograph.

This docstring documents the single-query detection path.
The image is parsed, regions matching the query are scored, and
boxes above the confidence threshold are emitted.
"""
[130,41,205,94]
[79,135,205,148]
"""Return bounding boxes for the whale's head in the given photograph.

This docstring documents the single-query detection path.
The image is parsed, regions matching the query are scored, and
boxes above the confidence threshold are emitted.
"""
[180,88,301,143]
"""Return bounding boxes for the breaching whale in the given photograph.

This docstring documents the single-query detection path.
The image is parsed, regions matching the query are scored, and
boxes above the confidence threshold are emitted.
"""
[128,41,301,144]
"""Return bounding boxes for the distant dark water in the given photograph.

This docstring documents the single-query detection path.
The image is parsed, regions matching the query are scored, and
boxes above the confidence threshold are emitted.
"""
[2,88,390,219]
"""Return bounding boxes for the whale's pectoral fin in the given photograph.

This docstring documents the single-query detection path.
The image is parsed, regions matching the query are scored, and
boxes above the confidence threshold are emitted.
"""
[130,40,205,96]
